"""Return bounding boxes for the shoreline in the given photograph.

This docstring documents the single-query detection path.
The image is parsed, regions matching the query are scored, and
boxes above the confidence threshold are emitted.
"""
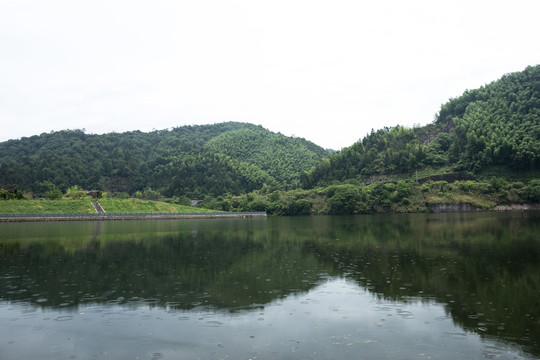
[1,203,538,222]
[0,212,267,222]
[430,203,540,213]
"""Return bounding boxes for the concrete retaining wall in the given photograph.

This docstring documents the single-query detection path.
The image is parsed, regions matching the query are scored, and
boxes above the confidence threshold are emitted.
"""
[430,203,483,213]
[0,212,267,222]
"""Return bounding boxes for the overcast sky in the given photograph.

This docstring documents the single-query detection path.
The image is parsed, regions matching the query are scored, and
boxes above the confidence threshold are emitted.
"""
[1,0,539,150]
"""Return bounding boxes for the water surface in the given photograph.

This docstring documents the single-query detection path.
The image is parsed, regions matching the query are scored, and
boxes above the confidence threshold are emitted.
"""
[1,212,539,359]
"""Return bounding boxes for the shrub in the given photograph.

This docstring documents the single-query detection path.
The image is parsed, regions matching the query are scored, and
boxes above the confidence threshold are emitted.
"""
[285,199,312,216]
[64,185,88,199]
[249,199,270,212]
[489,176,508,192]
[527,180,540,202]
[220,199,232,211]
[0,187,24,200]
[47,189,63,200]
[328,185,361,215]
[268,201,286,215]
[392,180,412,202]
[269,191,280,202]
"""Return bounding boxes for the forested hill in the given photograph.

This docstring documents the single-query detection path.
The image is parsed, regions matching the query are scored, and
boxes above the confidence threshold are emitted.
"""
[302,65,540,188]
[0,122,328,197]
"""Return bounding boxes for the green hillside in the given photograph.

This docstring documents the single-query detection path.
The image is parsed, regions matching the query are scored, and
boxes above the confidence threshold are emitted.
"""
[1,66,539,215]
[0,122,328,198]
[205,128,329,184]
[301,65,540,188]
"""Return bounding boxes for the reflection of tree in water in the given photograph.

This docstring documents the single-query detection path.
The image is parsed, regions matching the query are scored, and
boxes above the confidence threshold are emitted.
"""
[91,221,104,242]
[0,226,324,312]
[303,213,540,358]
[0,212,538,357]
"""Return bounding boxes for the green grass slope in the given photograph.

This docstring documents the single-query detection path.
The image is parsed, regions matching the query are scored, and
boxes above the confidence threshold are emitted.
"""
[0,199,217,215]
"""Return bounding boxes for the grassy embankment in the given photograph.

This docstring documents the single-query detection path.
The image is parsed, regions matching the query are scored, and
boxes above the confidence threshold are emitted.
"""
[0,198,217,214]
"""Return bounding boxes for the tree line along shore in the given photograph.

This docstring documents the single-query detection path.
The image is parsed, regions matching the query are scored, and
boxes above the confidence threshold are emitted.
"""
[1,177,538,218]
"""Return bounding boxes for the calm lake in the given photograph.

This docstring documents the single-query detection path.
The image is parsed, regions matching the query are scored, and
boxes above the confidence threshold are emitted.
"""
[1,212,539,360]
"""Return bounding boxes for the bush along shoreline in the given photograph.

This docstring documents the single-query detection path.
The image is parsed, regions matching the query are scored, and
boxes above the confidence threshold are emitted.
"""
[200,178,540,215]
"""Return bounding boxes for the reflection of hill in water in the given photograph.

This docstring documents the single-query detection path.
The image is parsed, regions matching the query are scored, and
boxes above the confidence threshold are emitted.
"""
[1,213,539,357]
[0,219,327,311]
[303,213,540,358]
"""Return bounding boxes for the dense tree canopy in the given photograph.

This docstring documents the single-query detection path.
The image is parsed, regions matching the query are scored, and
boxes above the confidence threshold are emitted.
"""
[0,122,328,197]
[301,65,540,188]
[205,128,328,184]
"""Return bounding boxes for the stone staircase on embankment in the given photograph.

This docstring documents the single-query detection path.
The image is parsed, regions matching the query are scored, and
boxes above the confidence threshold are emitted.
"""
[91,201,106,214]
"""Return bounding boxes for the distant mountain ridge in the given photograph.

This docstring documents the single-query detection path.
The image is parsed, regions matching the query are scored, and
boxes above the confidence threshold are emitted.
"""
[0,122,328,197]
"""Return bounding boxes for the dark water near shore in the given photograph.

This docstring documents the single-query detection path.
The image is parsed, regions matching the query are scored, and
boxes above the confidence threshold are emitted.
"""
[1,212,539,359]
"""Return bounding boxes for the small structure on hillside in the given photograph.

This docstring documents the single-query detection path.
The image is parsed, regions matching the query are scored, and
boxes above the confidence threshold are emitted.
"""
[190,199,204,206]
[87,190,103,199]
